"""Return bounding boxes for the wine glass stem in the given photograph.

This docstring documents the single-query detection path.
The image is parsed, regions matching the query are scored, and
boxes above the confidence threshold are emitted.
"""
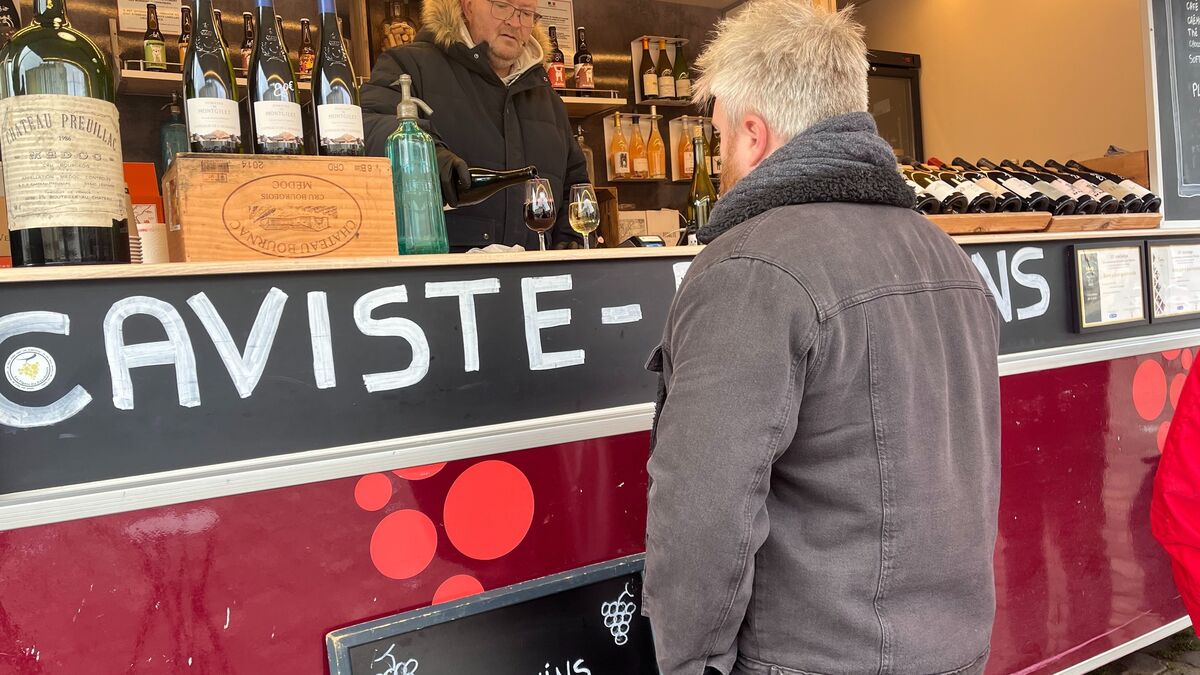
[582,236,590,250]
[539,233,547,251]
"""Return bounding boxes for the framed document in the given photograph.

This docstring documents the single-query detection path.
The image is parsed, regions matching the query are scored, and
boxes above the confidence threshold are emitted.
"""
[1070,243,1149,333]
[1148,239,1200,322]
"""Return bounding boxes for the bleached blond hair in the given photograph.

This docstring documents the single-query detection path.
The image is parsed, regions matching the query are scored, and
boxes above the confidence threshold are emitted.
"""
[693,0,869,141]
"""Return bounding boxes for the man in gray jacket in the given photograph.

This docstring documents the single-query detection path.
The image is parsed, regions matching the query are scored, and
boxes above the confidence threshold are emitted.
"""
[643,2,1002,674]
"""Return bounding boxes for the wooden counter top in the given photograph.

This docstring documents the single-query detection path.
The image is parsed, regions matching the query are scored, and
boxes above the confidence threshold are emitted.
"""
[0,226,1195,284]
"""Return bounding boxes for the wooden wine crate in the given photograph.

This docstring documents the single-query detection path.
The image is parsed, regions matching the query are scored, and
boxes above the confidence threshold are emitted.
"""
[927,212,1051,235]
[1047,212,1162,231]
[162,153,398,262]
[1078,151,1151,194]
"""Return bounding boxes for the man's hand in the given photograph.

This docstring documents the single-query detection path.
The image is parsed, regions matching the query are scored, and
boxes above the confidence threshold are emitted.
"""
[437,147,471,207]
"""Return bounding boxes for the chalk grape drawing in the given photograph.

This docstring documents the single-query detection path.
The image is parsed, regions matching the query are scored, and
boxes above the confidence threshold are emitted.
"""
[600,582,637,646]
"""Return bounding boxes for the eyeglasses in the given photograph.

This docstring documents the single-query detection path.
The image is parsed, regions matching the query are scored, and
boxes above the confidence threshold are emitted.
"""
[487,0,542,27]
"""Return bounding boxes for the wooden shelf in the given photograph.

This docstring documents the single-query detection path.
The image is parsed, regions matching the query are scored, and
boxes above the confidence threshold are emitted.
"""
[611,177,668,183]
[928,212,1051,235]
[560,95,627,120]
[637,97,692,108]
[1047,212,1163,231]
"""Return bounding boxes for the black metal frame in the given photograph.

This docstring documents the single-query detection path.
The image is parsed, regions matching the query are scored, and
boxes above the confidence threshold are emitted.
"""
[1069,242,1151,334]
[868,49,924,161]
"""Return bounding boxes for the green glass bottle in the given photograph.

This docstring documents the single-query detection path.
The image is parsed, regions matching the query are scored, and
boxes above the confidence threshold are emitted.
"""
[0,0,129,265]
[387,74,448,255]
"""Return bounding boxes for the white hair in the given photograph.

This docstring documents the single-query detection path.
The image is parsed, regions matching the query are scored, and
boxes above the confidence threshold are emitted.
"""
[693,0,869,141]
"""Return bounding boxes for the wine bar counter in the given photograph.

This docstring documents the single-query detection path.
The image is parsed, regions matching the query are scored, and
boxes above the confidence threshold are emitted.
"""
[0,226,1196,674]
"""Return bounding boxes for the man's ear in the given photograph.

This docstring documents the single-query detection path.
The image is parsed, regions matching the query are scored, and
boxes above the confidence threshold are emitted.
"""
[741,113,773,170]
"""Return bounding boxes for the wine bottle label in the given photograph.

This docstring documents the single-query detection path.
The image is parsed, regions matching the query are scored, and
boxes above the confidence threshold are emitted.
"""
[1119,179,1153,198]
[186,97,242,146]
[683,152,694,177]
[712,153,721,174]
[575,64,594,89]
[0,95,126,231]
[252,100,304,146]
[178,43,188,63]
[1050,178,1087,200]
[241,48,253,71]
[922,180,956,202]
[1073,179,1109,201]
[145,40,166,66]
[1097,179,1136,200]
[999,177,1037,199]
[633,157,649,173]
[547,63,566,88]
[299,53,315,75]
[956,181,989,202]
[972,176,1005,196]
[905,178,925,194]
[613,151,630,176]
[1032,180,1068,201]
[316,103,365,151]
[676,76,691,99]
[658,73,676,98]
[643,73,659,98]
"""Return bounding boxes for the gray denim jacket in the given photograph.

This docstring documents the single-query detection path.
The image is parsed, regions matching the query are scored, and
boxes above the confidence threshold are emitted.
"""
[644,202,1001,675]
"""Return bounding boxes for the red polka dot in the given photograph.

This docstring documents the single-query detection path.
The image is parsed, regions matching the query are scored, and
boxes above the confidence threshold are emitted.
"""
[1163,349,1182,361]
[1158,421,1173,453]
[370,510,437,580]
[444,460,534,561]
[432,575,484,604]
[394,463,447,481]
[1171,374,1187,411]
[354,474,393,512]
[1133,359,1168,421]
[1183,349,1195,371]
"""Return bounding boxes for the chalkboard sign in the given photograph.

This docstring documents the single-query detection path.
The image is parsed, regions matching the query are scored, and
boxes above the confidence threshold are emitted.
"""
[1151,0,1200,224]
[326,556,657,675]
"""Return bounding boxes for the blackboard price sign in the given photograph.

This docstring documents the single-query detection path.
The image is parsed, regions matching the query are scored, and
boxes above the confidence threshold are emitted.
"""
[326,556,658,675]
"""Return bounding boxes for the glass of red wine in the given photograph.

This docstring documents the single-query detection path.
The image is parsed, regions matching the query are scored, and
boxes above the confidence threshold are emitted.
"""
[524,178,556,251]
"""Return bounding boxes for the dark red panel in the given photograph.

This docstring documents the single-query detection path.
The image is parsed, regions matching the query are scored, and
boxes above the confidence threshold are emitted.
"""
[0,434,651,674]
[988,348,1195,675]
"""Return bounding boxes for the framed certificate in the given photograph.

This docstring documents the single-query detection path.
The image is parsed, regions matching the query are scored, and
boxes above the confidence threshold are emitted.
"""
[1148,239,1200,322]
[1070,243,1149,333]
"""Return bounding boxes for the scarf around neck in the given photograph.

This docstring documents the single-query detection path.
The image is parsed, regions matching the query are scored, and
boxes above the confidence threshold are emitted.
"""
[699,112,916,244]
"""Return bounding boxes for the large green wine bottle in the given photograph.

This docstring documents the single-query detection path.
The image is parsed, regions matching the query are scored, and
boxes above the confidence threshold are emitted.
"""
[0,0,128,266]
[183,0,241,152]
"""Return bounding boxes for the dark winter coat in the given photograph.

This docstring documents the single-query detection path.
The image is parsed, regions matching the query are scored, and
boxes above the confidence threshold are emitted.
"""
[360,0,588,251]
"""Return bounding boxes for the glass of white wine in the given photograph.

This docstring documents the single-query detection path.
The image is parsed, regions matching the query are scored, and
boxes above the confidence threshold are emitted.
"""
[568,184,600,250]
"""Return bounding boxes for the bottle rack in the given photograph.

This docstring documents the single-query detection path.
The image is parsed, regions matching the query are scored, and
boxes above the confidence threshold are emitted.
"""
[600,112,668,182]
[629,35,691,107]
[555,88,628,120]
[669,115,716,183]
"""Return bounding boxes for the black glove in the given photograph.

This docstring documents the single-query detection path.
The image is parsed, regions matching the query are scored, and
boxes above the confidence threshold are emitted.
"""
[436,146,471,208]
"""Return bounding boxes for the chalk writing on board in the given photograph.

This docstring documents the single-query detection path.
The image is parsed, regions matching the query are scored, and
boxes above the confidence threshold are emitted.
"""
[969,246,1050,323]
[372,645,419,675]
[600,582,637,646]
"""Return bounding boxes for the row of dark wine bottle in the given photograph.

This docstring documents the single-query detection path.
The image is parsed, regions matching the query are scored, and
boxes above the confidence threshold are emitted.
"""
[184,0,362,156]
[901,157,1161,216]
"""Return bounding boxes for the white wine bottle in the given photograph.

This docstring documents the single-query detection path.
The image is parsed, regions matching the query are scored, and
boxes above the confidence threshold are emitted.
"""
[640,37,658,99]
[657,38,675,99]
[183,0,242,152]
[685,124,717,245]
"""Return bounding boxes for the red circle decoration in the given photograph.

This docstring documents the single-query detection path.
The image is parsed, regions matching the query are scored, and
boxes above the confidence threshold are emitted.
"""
[1163,349,1183,361]
[1158,421,1173,453]
[354,473,393,512]
[370,510,438,580]
[394,463,447,481]
[1183,349,1195,372]
[1171,374,1187,411]
[1133,359,1168,422]
[432,575,485,604]
[443,460,535,561]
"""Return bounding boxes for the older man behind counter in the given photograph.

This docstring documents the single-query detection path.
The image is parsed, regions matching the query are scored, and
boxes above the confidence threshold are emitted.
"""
[361,0,589,252]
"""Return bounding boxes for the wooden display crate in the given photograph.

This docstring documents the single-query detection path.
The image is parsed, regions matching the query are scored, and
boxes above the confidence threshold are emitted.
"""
[1047,212,1163,231]
[162,154,398,262]
[1078,151,1151,194]
[927,212,1052,235]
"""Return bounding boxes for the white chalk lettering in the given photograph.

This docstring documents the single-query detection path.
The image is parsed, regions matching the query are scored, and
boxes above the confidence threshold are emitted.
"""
[354,286,431,392]
[601,304,643,324]
[104,297,200,410]
[0,312,92,428]
[308,291,336,389]
[971,251,1013,323]
[1011,246,1051,321]
[187,288,288,399]
[522,275,585,370]
[425,278,501,373]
